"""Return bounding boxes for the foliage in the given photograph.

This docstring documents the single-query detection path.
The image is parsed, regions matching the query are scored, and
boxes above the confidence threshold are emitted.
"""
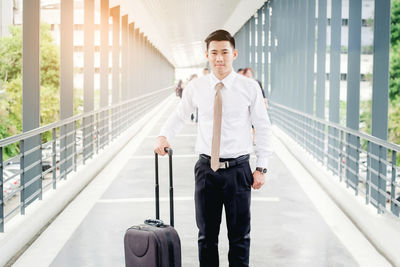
[390,0,400,100]
[359,100,371,134]
[366,18,374,28]
[389,0,400,146]
[41,83,60,141]
[0,76,61,152]
[0,23,60,89]
[0,79,20,160]
[361,45,373,55]
[359,98,400,146]
[40,23,60,89]
[0,26,22,87]
[389,98,400,143]
[0,78,20,160]
[0,23,62,159]
[1,77,23,132]
[391,0,400,46]
[390,45,400,100]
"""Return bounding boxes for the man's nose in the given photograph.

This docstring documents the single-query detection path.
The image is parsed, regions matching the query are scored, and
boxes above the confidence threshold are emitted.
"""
[216,54,223,61]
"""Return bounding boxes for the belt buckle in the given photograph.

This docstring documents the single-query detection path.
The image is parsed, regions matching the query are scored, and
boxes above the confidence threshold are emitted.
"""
[219,161,229,169]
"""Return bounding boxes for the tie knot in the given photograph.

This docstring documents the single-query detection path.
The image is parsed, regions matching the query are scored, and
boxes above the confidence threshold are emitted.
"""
[215,82,224,91]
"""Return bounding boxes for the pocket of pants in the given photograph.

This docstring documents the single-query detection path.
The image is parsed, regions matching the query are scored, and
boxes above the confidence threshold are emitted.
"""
[245,162,254,186]
[236,164,252,192]
[194,160,206,188]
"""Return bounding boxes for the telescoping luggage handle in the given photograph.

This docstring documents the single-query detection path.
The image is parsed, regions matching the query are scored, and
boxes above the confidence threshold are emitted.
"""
[154,147,174,227]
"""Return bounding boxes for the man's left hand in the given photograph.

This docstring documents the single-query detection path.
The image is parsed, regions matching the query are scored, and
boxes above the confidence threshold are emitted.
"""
[252,171,265,190]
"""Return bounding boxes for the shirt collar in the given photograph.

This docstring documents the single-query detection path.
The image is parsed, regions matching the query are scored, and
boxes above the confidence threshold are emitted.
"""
[210,70,237,90]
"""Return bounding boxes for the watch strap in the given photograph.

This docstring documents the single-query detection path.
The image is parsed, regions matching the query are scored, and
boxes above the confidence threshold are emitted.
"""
[256,167,267,174]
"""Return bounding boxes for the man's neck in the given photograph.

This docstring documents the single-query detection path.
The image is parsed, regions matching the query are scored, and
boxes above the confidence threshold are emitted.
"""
[213,69,233,81]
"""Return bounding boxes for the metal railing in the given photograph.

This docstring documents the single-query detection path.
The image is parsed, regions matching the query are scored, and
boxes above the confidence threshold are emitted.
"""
[0,86,173,232]
[269,101,400,218]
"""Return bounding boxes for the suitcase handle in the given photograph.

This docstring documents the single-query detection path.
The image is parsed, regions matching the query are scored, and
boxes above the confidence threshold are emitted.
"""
[144,219,165,227]
[154,147,174,227]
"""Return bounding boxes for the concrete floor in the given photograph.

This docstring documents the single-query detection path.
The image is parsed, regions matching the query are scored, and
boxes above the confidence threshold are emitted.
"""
[48,101,360,267]
[14,98,378,267]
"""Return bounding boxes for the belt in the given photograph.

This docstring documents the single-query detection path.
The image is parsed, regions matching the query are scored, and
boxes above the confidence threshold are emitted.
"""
[199,154,250,169]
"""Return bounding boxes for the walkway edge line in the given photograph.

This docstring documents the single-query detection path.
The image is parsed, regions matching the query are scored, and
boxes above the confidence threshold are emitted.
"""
[0,94,175,267]
[273,125,400,267]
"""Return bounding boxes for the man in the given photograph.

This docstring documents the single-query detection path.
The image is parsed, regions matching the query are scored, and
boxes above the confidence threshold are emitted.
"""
[154,29,273,267]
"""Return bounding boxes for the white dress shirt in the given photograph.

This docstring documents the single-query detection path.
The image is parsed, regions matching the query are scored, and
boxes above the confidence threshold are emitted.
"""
[160,70,273,168]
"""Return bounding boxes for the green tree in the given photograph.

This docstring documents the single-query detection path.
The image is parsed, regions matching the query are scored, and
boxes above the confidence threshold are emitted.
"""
[0,75,60,156]
[390,0,400,100]
[0,23,65,158]
[389,100,400,143]
[40,23,60,89]
[0,77,22,160]
[389,0,400,146]
[390,44,400,100]
[391,0,400,46]
[0,23,60,127]
[0,26,22,87]
[1,77,22,131]
[0,23,60,89]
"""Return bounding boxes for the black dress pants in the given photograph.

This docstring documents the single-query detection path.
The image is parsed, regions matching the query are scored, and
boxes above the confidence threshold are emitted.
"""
[194,158,253,267]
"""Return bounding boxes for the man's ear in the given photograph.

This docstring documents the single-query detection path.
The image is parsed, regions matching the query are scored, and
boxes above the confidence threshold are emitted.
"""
[233,49,238,60]
[206,50,209,59]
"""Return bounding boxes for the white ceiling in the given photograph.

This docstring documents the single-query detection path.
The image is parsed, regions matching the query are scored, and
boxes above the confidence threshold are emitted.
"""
[110,0,266,68]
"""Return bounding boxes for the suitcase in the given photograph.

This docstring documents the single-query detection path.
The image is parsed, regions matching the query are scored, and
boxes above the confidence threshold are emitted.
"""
[124,148,182,267]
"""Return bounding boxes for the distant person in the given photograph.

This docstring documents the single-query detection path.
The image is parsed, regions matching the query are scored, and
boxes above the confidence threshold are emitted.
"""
[243,67,267,108]
[175,79,184,98]
[243,68,262,91]
[243,67,268,145]
[183,74,198,89]
[188,74,198,121]
[190,74,198,80]
[237,68,244,74]
[203,68,210,76]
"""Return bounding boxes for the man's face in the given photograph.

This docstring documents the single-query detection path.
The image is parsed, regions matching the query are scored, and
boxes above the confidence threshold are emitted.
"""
[206,41,237,77]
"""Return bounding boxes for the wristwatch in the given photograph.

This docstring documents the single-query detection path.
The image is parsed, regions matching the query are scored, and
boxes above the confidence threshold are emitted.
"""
[256,167,268,174]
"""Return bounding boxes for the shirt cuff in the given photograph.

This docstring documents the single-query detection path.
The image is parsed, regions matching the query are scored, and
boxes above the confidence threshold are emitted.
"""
[256,157,269,169]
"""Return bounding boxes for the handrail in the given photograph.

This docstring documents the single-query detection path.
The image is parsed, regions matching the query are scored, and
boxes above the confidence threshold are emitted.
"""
[0,86,174,232]
[269,100,400,217]
[270,101,400,153]
[0,86,172,147]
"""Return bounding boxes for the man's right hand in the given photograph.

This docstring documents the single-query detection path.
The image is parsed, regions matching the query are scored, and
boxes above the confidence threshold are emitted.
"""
[154,136,171,156]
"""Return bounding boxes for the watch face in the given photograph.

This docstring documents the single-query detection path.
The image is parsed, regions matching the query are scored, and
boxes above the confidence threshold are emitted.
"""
[256,167,267,173]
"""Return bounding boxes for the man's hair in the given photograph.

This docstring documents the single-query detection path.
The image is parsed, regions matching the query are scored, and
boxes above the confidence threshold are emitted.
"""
[243,67,253,75]
[204,29,235,50]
